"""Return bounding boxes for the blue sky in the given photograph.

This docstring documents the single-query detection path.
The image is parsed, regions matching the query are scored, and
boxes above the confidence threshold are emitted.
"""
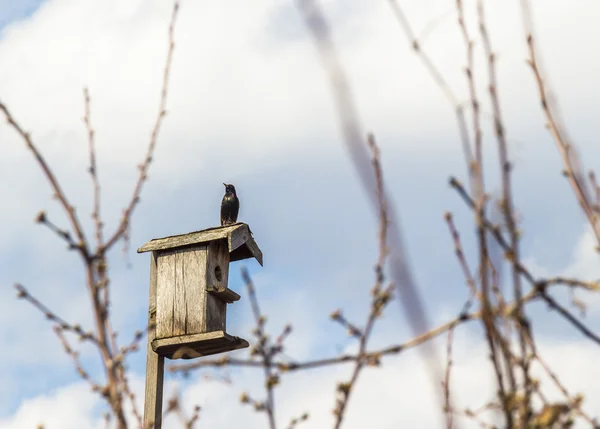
[0,0,43,32]
[1,0,600,428]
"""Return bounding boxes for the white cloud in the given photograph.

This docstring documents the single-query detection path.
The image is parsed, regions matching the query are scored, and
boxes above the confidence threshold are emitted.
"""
[0,382,98,429]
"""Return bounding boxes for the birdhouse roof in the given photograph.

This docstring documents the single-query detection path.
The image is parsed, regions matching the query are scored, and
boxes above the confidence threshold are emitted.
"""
[137,223,263,266]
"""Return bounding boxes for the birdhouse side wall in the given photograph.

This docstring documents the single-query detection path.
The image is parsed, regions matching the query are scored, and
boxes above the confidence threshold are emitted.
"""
[204,239,230,331]
[156,246,210,339]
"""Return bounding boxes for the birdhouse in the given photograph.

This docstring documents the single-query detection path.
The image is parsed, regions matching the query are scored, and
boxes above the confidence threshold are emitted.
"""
[137,222,262,360]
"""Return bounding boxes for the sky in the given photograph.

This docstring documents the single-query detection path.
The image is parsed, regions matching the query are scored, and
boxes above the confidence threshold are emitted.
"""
[0,0,599,428]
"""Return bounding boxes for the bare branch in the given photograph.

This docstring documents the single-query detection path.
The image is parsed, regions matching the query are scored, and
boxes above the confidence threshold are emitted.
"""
[388,0,474,186]
[15,283,98,344]
[296,0,443,408]
[53,326,102,392]
[332,134,393,428]
[520,0,600,248]
[442,328,456,429]
[286,412,310,429]
[241,267,278,429]
[0,105,90,259]
[82,87,104,248]
[102,1,180,254]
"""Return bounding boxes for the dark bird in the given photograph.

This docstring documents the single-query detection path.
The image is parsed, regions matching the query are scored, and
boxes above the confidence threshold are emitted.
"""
[221,183,239,226]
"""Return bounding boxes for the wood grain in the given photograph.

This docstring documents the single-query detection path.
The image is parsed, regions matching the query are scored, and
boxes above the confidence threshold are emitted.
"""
[137,223,262,266]
[143,251,165,429]
[156,249,176,338]
[152,330,249,360]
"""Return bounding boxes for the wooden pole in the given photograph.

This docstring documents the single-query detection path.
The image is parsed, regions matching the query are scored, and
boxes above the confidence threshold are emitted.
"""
[143,251,165,429]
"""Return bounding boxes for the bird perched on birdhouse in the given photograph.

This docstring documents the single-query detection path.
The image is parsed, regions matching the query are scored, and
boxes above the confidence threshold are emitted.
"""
[221,183,239,226]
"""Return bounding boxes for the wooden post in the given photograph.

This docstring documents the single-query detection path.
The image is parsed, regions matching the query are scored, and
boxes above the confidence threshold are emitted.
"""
[139,223,262,428]
[143,252,164,429]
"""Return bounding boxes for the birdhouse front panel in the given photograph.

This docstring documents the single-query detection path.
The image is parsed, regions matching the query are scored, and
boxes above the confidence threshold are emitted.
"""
[155,244,227,339]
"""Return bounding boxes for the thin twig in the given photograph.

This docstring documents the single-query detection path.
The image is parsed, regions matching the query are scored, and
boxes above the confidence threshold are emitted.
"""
[53,326,103,394]
[296,0,443,409]
[332,134,393,428]
[388,0,474,187]
[451,177,600,346]
[445,211,478,301]
[442,328,455,429]
[0,104,90,259]
[83,87,103,248]
[241,268,278,429]
[478,2,533,426]
[171,287,547,374]
[101,1,180,254]
[15,283,98,344]
[533,352,599,427]
[520,0,600,248]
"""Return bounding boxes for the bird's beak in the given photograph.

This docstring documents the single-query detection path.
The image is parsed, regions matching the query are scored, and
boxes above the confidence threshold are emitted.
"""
[223,183,227,187]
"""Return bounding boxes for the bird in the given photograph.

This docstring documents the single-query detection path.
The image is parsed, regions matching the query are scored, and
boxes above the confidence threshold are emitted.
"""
[221,183,240,226]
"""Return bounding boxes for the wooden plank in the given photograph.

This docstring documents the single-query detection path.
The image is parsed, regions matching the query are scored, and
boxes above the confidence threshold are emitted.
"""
[143,252,165,429]
[137,224,243,253]
[229,224,250,252]
[244,236,263,266]
[156,250,176,338]
[206,286,240,303]
[205,240,228,332]
[184,246,206,334]
[151,330,249,359]
[172,250,186,336]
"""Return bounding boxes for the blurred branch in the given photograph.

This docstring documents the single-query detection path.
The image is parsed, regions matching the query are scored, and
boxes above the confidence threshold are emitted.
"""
[164,393,201,429]
[332,134,394,428]
[6,2,182,428]
[241,267,279,429]
[15,283,98,344]
[520,0,600,248]
[286,412,309,429]
[388,0,474,186]
[296,0,443,407]
[53,326,101,391]
[455,1,514,423]
[34,211,79,250]
[83,87,104,248]
[172,285,552,376]
[442,328,455,429]
[101,1,180,254]
[451,177,600,346]
[0,106,90,259]
[533,352,600,428]
[478,2,534,425]
[445,211,478,304]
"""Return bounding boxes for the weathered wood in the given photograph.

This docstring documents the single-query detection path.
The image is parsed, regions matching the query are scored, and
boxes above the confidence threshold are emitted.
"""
[137,224,239,253]
[206,285,241,303]
[156,249,177,338]
[137,223,263,266]
[143,252,165,429]
[205,240,229,332]
[156,246,210,338]
[229,225,250,252]
[243,236,263,266]
[152,330,249,360]
[184,248,205,333]
[173,250,187,336]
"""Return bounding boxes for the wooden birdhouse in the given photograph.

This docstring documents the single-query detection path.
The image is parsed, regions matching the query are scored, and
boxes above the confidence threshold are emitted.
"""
[137,222,262,360]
